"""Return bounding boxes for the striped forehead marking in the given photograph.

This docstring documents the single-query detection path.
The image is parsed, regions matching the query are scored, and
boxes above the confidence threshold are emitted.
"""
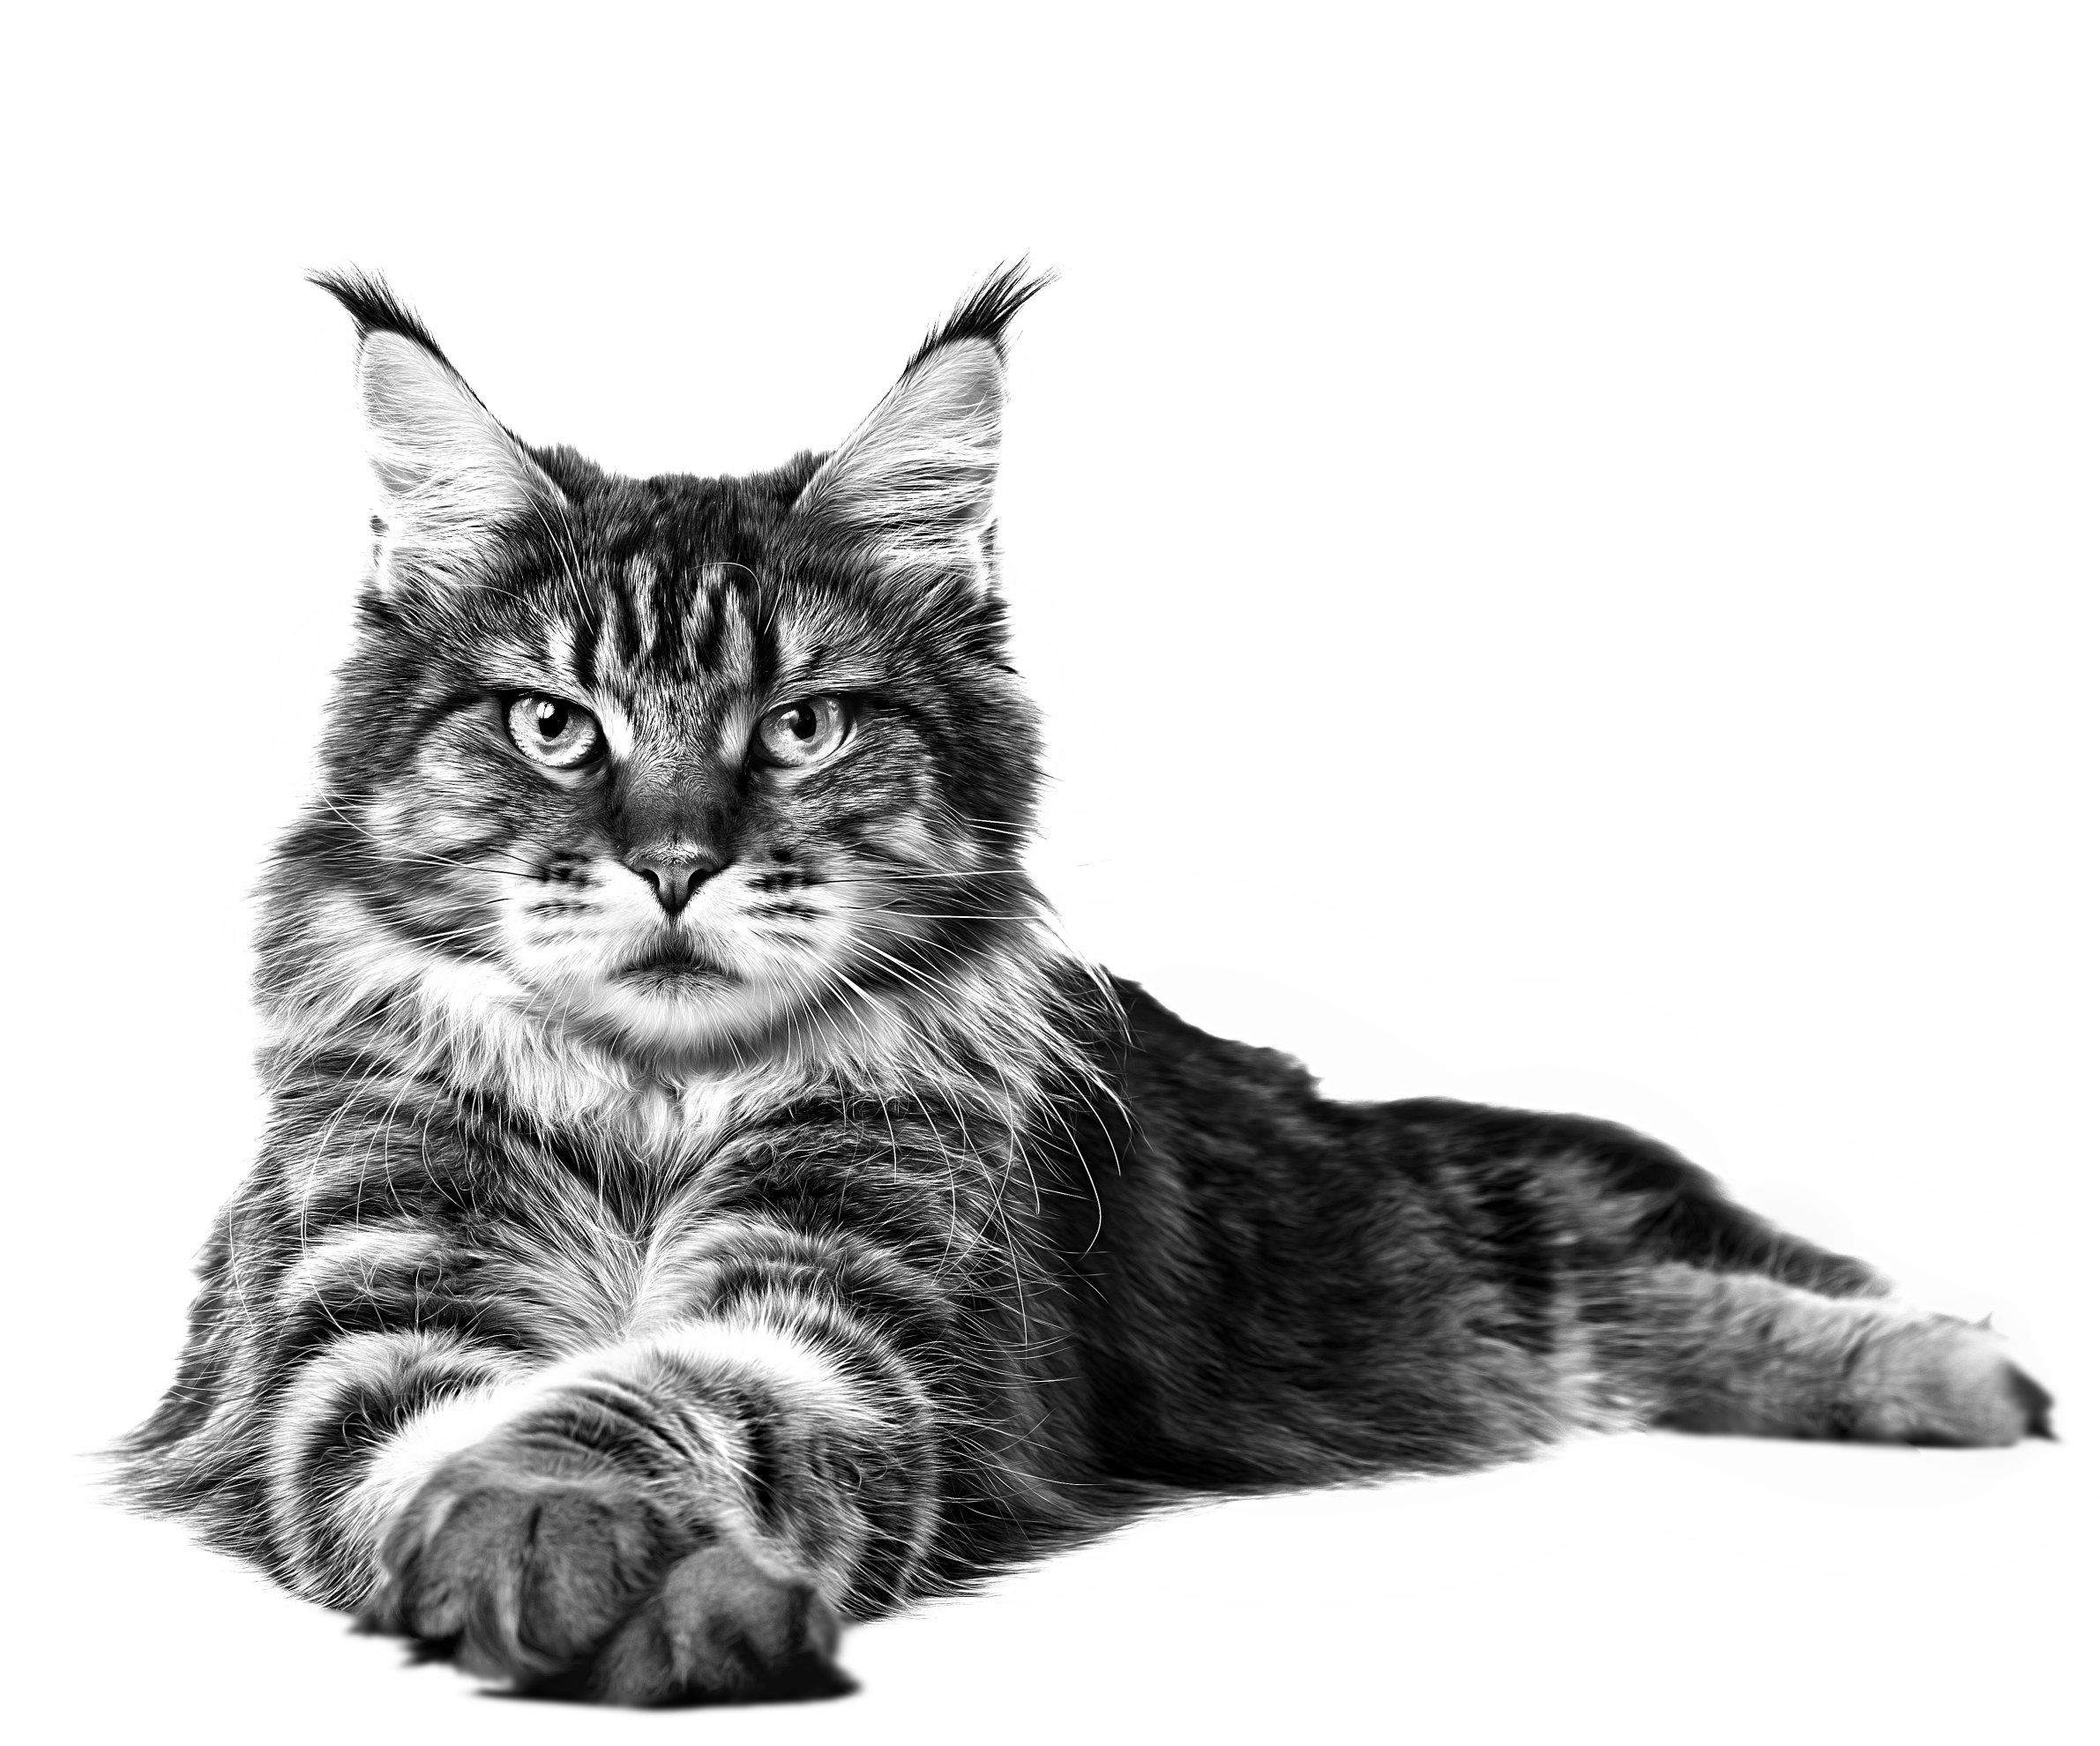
[624,555,660,661]
[542,615,578,681]
[572,555,772,695]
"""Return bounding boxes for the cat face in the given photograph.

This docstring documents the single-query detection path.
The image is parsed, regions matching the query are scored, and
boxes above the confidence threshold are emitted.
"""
[277,272,1048,1071]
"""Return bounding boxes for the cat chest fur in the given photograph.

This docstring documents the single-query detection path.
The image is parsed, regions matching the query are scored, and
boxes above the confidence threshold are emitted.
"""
[266,1066,998,1364]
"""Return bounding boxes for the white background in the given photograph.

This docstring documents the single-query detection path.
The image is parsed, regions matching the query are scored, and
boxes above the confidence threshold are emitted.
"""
[4,5,2094,1741]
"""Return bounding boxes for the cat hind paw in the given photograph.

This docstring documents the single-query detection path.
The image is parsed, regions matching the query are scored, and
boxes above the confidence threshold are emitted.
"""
[1853,1321,2055,1448]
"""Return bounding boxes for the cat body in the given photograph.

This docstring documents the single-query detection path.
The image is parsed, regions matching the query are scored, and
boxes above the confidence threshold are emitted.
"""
[121,272,2050,1705]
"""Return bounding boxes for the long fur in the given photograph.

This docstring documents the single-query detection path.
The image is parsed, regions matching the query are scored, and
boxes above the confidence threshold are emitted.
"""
[116,272,2052,1706]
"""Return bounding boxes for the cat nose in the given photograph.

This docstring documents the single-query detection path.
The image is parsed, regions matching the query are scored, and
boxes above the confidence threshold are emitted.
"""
[624,848,724,917]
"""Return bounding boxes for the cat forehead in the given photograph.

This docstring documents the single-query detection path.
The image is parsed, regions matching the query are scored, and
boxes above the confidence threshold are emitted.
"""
[570,551,762,683]
[390,451,929,700]
[519,548,861,705]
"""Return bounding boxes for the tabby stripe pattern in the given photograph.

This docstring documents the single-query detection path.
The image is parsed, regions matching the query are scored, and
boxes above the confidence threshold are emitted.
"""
[120,268,2051,1706]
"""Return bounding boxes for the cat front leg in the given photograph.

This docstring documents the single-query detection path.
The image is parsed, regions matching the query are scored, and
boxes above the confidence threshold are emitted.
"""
[355,1312,938,1704]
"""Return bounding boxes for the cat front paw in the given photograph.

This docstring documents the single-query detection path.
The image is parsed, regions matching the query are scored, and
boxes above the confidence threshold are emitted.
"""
[364,1452,848,1705]
[366,1453,686,1688]
[589,1540,849,1705]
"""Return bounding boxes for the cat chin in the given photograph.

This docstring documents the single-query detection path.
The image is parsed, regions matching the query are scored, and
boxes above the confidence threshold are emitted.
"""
[610,963,739,998]
[558,976,814,1068]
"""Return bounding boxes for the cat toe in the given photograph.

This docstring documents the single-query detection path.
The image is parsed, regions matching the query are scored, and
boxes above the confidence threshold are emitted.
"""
[2004,1363,2055,1439]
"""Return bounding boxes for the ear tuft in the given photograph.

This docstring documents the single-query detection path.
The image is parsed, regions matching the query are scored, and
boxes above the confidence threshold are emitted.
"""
[308,268,454,362]
[312,269,564,591]
[793,265,1050,590]
[900,261,1052,373]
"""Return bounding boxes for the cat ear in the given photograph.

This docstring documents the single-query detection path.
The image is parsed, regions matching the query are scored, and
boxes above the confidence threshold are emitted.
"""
[311,270,564,590]
[793,265,1049,589]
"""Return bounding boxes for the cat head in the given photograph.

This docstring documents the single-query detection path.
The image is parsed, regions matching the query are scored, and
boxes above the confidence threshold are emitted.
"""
[265,269,1055,1086]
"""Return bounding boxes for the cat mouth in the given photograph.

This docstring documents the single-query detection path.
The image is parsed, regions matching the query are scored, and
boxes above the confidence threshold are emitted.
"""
[615,940,736,988]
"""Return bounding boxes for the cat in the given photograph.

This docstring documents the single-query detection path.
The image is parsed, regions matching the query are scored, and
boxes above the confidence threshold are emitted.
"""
[117,266,2053,1706]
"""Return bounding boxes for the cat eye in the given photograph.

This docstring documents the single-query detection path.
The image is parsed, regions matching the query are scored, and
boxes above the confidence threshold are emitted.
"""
[504,693,603,770]
[753,696,852,769]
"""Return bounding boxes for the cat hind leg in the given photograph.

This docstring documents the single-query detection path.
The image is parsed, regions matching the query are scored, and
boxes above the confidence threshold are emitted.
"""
[1618,1264,2053,1447]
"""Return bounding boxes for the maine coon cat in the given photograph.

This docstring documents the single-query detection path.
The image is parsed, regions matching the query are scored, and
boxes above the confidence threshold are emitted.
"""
[119,269,2052,1705]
